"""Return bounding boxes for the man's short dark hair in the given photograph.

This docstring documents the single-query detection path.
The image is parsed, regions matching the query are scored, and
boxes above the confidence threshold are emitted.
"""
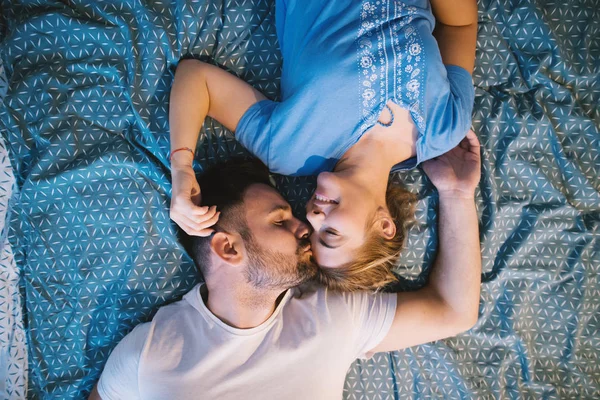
[182,157,273,278]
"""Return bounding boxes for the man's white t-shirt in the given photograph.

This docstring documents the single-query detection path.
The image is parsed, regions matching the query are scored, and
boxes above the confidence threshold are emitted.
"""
[98,283,397,400]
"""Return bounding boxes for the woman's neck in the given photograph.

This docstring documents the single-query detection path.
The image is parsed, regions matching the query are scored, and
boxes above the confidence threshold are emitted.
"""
[337,102,417,174]
[333,104,417,202]
[333,133,395,201]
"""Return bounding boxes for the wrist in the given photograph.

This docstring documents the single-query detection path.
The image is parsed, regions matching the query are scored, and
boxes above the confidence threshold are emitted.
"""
[170,150,194,169]
[437,189,475,201]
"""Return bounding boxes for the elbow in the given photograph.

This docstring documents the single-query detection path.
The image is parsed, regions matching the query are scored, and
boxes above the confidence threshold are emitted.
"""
[456,3,479,27]
[452,306,479,334]
[88,384,103,400]
[439,299,479,336]
[436,19,477,29]
[176,58,209,76]
[177,58,197,70]
[434,5,478,28]
[461,310,479,331]
[441,314,477,340]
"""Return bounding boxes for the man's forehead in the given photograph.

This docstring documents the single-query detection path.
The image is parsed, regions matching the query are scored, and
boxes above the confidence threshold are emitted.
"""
[243,184,290,213]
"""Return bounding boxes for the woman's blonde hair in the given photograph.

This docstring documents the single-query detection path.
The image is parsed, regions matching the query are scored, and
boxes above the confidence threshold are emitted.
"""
[315,182,417,292]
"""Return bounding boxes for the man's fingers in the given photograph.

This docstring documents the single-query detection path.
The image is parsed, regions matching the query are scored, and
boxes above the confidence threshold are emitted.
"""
[421,158,440,175]
[459,137,470,150]
[464,130,481,149]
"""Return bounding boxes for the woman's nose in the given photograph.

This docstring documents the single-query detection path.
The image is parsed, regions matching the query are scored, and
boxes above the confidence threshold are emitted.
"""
[306,209,322,232]
[307,207,324,222]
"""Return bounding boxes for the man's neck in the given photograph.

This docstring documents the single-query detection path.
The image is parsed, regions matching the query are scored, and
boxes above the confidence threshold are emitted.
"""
[203,280,286,329]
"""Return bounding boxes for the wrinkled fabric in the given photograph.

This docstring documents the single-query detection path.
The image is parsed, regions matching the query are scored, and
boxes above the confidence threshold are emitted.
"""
[0,0,598,399]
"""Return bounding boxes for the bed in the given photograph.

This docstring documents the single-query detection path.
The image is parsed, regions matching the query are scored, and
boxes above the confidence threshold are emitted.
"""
[0,0,598,398]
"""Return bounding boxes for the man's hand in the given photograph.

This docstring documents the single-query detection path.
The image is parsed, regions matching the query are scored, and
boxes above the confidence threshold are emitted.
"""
[88,384,102,400]
[369,130,482,354]
[170,163,220,237]
[422,130,481,198]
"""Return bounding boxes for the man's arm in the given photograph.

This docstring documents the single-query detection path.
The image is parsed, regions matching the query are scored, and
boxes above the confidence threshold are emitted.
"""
[370,131,482,353]
[87,324,150,400]
[88,384,102,400]
[430,0,478,73]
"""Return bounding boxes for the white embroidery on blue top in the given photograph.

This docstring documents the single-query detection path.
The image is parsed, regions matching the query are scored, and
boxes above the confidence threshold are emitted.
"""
[357,0,426,133]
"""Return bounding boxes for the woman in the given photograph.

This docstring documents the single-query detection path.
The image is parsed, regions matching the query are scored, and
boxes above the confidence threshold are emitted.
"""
[169,0,478,290]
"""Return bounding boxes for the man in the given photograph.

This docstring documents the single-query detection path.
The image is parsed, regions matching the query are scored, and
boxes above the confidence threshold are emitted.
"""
[90,132,482,399]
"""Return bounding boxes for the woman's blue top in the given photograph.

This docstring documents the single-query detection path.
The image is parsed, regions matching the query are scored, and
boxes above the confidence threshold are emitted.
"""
[236,0,475,176]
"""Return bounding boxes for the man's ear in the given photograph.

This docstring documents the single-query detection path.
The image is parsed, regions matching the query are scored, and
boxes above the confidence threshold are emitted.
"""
[376,209,396,240]
[209,232,245,266]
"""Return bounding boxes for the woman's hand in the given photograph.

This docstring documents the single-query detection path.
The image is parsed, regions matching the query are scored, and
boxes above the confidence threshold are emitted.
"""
[170,164,220,237]
[422,130,481,199]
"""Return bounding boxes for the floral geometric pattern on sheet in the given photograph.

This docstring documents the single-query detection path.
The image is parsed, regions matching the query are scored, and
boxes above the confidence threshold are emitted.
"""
[0,57,27,400]
[0,0,598,399]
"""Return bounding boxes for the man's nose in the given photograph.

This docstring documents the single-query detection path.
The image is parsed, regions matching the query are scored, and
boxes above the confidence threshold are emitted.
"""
[294,218,311,240]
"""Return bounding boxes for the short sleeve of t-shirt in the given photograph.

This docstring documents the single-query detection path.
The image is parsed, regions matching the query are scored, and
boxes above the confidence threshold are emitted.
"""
[97,323,151,400]
[421,64,474,159]
[334,291,397,360]
[235,99,278,169]
[441,64,475,140]
[394,64,475,171]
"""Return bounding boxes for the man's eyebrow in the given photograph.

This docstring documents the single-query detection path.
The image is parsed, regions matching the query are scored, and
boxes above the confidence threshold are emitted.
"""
[268,204,291,215]
[319,238,339,249]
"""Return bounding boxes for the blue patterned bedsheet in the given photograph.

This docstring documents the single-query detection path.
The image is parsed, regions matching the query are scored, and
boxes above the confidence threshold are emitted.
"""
[0,0,598,399]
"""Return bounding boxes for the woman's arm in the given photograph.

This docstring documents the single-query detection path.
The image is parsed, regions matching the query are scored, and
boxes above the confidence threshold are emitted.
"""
[430,0,478,73]
[170,59,267,166]
[169,59,266,236]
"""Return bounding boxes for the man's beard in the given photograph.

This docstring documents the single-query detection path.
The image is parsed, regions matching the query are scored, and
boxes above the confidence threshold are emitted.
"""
[242,232,318,290]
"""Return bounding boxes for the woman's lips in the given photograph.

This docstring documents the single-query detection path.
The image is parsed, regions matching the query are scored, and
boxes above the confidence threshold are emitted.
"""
[314,192,338,204]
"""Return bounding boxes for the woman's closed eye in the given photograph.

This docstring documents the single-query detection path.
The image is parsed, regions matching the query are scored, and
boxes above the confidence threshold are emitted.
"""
[318,228,344,249]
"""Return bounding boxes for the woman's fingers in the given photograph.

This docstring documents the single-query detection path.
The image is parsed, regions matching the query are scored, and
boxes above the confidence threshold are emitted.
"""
[177,217,215,237]
[174,194,212,216]
[185,203,215,219]
[190,185,202,206]
[185,205,219,226]
[198,210,221,230]
[175,204,219,228]
[170,169,220,236]
[171,211,219,237]
[187,204,210,216]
